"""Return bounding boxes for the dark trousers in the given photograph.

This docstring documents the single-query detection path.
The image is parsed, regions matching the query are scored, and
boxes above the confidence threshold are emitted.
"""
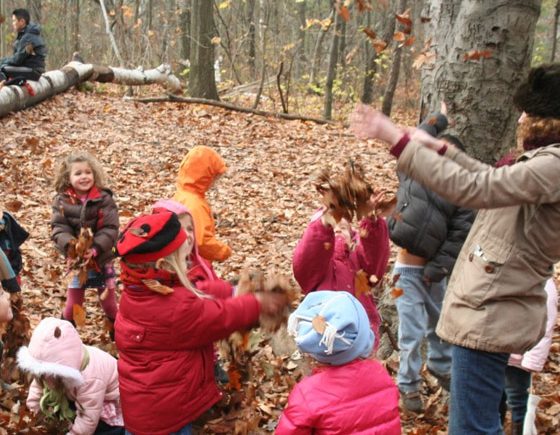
[0,65,41,83]
[450,345,510,435]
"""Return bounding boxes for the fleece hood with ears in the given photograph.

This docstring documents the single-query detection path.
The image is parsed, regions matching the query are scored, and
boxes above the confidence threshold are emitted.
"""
[175,146,227,195]
[17,317,84,387]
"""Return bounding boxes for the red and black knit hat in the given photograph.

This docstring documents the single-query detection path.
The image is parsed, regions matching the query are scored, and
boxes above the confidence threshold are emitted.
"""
[116,211,187,263]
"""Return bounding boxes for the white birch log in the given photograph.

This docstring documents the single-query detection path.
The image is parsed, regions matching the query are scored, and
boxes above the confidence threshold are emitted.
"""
[0,61,181,118]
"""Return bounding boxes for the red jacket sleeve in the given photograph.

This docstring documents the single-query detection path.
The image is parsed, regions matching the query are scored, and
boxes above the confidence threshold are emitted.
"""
[292,216,334,294]
[276,385,315,435]
[352,217,390,280]
[172,293,260,348]
[195,278,233,299]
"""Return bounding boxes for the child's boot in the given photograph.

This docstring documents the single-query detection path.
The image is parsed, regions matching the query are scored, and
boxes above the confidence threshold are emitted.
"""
[400,390,423,413]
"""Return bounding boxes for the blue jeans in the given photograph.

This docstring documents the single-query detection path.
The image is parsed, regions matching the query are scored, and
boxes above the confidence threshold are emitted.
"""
[505,365,531,423]
[450,345,509,435]
[125,423,192,435]
[393,265,451,392]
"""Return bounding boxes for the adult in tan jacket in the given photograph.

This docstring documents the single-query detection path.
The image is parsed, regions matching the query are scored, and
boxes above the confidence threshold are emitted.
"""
[350,64,560,435]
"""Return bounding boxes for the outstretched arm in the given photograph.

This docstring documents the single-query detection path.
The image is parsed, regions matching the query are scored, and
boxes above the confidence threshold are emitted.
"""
[292,211,335,294]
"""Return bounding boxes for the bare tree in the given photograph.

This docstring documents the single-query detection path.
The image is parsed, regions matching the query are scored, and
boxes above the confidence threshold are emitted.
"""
[420,0,542,163]
[324,6,343,120]
[381,0,408,116]
[189,0,218,100]
[551,0,560,62]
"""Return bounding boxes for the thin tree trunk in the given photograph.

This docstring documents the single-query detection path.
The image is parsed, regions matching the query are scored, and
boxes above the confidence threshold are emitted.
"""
[99,0,125,66]
[309,10,334,87]
[382,0,408,116]
[247,0,257,79]
[295,0,307,79]
[420,0,542,163]
[323,8,342,120]
[179,0,190,61]
[361,11,376,104]
[551,0,560,62]
[253,0,269,109]
[73,0,80,54]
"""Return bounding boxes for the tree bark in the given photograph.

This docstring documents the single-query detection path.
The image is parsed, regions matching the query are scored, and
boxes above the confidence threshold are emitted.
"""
[247,0,257,79]
[295,0,307,79]
[420,0,542,163]
[382,0,408,116]
[189,0,219,100]
[179,0,190,61]
[323,7,342,120]
[551,0,560,62]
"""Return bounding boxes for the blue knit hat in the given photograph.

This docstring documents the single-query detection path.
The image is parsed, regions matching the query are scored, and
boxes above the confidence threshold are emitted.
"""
[287,291,374,365]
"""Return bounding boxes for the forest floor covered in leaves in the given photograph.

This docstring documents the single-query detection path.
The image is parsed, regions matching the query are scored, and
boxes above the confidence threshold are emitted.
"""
[0,86,559,434]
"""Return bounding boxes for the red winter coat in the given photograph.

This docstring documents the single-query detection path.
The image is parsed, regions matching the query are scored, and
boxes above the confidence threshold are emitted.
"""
[115,267,259,435]
[292,214,390,338]
[276,358,401,434]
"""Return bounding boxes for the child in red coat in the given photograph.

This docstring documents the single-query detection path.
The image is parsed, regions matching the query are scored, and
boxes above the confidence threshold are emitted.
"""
[277,290,401,434]
[114,211,288,435]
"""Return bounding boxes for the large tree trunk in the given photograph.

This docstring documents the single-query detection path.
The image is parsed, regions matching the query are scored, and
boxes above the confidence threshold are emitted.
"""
[189,0,219,100]
[323,8,342,120]
[0,62,181,118]
[420,0,542,163]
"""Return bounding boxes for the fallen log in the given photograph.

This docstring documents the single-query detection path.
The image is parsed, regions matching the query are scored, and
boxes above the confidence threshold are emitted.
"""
[0,61,181,119]
[126,94,334,125]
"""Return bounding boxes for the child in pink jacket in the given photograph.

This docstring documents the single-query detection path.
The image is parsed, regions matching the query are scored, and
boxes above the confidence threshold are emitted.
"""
[277,291,400,434]
[502,278,558,434]
[292,198,390,340]
[18,317,124,434]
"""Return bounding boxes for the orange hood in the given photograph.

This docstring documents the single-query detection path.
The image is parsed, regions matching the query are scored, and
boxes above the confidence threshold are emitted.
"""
[175,146,227,195]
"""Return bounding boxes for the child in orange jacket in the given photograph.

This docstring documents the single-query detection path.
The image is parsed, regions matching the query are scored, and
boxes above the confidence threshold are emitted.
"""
[173,146,231,262]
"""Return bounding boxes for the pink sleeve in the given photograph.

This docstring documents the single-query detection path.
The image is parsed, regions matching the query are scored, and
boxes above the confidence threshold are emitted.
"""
[276,385,314,435]
[292,216,334,294]
[26,379,42,413]
[521,279,558,372]
[352,217,390,280]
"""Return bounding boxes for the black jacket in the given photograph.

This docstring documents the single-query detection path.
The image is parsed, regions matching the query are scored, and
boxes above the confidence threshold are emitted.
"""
[387,113,475,282]
[0,23,47,73]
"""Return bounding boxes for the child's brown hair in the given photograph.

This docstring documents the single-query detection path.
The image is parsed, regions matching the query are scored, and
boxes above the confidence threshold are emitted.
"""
[53,151,108,193]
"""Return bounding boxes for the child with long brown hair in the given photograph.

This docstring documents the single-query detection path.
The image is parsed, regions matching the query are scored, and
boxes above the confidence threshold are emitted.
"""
[51,151,119,330]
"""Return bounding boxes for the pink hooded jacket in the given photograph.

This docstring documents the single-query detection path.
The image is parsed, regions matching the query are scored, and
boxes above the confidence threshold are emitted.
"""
[18,317,122,435]
[276,358,401,434]
[292,211,390,338]
[508,278,558,372]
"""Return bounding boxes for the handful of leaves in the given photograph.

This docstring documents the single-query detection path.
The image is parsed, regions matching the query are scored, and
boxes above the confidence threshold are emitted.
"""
[66,227,94,287]
[236,270,296,333]
[315,159,396,222]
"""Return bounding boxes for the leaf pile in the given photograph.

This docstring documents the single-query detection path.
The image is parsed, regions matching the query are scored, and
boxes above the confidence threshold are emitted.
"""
[0,86,558,434]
